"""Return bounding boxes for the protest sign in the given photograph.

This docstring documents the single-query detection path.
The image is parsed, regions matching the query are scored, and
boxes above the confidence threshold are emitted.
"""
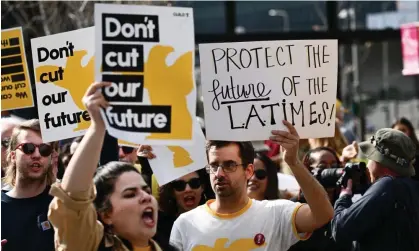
[148,123,207,185]
[1,27,34,111]
[31,27,94,143]
[95,3,196,146]
[199,40,338,140]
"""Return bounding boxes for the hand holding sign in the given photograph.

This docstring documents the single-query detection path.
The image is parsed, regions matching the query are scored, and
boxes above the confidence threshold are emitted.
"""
[270,120,300,166]
[82,82,111,128]
[138,145,156,159]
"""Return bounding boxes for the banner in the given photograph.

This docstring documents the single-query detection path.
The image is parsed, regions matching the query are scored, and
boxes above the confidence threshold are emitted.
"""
[31,27,94,143]
[95,3,196,146]
[401,22,419,76]
[1,27,34,111]
[199,40,338,140]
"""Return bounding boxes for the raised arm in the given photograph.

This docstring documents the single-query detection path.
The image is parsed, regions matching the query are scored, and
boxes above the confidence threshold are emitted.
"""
[48,82,111,251]
[61,82,110,193]
[270,120,334,233]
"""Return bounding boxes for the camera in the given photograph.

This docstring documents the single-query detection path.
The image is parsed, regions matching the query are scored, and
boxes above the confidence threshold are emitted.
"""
[311,162,370,194]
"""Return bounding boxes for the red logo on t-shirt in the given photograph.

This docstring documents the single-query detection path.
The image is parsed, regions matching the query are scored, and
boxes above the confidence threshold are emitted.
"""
[254,233,265,246]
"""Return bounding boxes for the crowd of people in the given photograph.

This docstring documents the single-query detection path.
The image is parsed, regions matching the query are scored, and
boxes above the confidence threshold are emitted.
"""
[1,81,419,251]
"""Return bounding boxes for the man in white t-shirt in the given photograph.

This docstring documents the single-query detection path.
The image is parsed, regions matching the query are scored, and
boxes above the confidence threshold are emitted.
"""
[170,120,334,251]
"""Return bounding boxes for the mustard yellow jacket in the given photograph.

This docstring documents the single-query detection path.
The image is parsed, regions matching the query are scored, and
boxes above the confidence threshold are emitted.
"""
[48,183,162,251]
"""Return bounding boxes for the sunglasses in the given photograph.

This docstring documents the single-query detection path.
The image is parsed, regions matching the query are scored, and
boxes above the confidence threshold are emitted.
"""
[172,177,201,192]
[15,143,53,157]
[254,169,267,180]
[121,146,134,154]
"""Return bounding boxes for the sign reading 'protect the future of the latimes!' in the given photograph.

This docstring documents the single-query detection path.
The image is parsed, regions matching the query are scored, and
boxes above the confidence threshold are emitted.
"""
[95,3,196,146]
[199,40,338,141]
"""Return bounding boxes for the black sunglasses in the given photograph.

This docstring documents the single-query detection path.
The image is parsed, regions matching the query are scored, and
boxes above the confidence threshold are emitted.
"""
[254,169,267,180]
[121,146,134,154]
[15,143,53,157]
[172,177,201,192]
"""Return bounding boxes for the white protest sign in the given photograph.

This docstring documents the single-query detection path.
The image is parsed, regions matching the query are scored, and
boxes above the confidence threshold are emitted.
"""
[31,27,94,143]
[95,4,196,146]
[148,123,207,186]
[199,40,338,140]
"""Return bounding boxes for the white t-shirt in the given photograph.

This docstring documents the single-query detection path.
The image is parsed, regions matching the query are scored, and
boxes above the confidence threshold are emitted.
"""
[170,198,311,251]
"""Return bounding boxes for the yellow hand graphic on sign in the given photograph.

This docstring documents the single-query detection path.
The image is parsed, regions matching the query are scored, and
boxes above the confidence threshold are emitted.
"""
[35,51,94,132]
[167,146,193,168]
[144,45,193,140]
[192,238,266,251]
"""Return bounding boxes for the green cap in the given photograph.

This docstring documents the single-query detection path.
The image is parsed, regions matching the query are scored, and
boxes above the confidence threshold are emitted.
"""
[359,128,416,177]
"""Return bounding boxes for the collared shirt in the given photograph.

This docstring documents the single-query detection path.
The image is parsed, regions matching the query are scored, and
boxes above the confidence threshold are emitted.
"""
[48,183,162,251]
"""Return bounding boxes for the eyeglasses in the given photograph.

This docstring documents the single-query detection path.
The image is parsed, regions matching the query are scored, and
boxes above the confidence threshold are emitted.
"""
[15,143,53,157]
[205,162,246,174]
[1,138,10,148]
[121,146,134,154]
[254,169,267,180]
[172,178,201,191]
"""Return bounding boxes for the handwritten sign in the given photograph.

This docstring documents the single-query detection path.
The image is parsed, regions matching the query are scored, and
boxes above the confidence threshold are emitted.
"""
[1,27,34,111]
[31,27,94,143]
[95,3,196,146]
[199,40,338,140]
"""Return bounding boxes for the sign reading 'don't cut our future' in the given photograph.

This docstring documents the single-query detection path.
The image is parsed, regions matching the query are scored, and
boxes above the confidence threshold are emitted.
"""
[1,27,34,111]
[95,3,196,146]
[199,40,338,141]
[31,27,94,143]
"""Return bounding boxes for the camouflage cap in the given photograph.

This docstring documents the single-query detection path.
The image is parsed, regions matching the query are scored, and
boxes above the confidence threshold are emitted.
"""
[359,128,416,177]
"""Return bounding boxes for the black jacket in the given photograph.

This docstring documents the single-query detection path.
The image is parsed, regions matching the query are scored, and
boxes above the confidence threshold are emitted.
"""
[331,176,419,251]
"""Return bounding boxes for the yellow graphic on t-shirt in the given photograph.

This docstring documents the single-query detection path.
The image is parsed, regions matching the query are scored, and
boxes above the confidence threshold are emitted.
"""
[35,50,93,132]
[167,146,193,168]
[144,45,193,140]
[192,238,266,251]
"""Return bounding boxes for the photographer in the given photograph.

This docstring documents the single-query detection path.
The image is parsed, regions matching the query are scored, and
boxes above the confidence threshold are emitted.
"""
[332,129,419,251]
[288,147,352,251]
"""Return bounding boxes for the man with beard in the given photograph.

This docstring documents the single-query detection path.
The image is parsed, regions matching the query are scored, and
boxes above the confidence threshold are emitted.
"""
[1,119,55,251]
[170,120,333,251]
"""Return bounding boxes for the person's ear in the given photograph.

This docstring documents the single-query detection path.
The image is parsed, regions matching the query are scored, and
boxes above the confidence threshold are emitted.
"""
[100,211,113,226]
[245,163,254,180]
[10,150,16,164]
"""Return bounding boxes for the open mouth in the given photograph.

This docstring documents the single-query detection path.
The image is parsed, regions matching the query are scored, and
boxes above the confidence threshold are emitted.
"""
[141,207,155,228]
[30,163,42,172]
[183,195,196,207]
